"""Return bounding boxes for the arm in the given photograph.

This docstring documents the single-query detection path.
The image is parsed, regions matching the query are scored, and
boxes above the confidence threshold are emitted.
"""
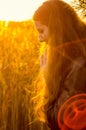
[40,48,47,69]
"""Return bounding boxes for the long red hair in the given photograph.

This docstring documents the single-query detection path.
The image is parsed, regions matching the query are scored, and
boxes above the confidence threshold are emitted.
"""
[32,0,86,122]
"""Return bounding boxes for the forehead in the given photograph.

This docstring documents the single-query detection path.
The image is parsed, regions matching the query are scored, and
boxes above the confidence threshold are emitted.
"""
[35,21,46,28]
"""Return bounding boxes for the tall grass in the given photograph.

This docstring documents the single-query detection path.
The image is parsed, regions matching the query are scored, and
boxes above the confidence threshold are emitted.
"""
[0,20,41,130]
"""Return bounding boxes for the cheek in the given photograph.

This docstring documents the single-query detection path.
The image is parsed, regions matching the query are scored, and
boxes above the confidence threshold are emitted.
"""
[44,31,48,40]
[38,34,44,42]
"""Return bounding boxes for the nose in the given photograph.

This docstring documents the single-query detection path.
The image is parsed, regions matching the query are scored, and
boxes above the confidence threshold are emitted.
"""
[39,34,44,42]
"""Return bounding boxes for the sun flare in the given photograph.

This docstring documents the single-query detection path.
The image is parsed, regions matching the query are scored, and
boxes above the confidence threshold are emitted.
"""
[0,0,46,21]
[0,0,72,21]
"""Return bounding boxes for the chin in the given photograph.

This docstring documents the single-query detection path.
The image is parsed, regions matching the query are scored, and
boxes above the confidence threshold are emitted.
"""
[40,40,45,42]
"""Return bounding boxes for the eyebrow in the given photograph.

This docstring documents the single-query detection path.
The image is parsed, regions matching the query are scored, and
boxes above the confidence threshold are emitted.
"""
[37,28,44,33]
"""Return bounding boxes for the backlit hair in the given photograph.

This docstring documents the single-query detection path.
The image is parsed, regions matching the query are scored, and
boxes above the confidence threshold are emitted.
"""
[33,0,86,123]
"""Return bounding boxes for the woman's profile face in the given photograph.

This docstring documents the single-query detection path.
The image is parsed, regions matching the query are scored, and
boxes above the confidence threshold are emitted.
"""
[35,21,48,42]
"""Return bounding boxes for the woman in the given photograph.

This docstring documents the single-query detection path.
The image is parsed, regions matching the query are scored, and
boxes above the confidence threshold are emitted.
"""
[32,0,86,130]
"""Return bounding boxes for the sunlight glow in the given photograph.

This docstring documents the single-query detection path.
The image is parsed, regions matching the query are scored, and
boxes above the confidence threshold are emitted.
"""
[0,0,46,21]
[0,0,72,21]
[64,0,72,3]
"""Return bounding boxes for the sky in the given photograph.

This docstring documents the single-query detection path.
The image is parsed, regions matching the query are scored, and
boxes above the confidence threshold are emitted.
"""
[0,0,46,21]
[0,0,72,21]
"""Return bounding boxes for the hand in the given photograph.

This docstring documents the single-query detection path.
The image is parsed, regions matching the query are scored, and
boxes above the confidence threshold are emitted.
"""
[40,49,47,69]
